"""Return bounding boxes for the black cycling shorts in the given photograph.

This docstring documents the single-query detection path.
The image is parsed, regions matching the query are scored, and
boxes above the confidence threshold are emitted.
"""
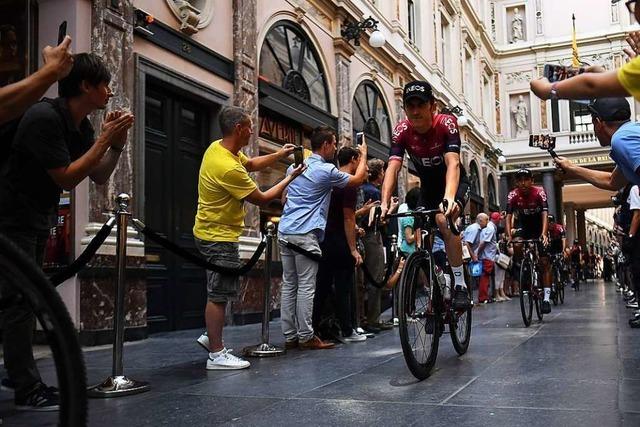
[419,172,470,211]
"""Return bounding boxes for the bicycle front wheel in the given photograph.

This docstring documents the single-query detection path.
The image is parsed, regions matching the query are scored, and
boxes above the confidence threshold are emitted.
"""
[0,234,87,427]
[398,252,440,380]
[519,257,534,327]
[450,283,472,355]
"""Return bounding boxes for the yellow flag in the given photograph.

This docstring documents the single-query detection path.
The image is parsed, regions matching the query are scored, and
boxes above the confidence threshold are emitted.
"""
[572,14,580,67]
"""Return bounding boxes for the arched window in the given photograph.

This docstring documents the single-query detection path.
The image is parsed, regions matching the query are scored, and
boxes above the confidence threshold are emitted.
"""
[469,161,481,195]
[259,21,330,111]
[487,174,497,206]
[351,81,392,144]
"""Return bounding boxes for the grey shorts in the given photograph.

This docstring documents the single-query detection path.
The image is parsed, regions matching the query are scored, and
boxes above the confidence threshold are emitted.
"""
[194,238,241,304]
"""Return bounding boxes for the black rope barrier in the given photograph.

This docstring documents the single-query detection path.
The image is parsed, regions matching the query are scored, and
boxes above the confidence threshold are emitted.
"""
[277,238,322,262]
[50,217,117,286]
[360,251,396,289]
[131,219,266,276]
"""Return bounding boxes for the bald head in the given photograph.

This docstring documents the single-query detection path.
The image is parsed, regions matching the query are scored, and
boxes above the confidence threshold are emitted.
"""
[476,213,489,228]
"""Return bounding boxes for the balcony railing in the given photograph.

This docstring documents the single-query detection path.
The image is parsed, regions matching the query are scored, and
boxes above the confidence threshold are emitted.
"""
[569,131,597,145]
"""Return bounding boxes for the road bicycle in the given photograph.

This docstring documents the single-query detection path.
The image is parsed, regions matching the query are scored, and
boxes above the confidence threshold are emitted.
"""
[0,234,87,426]
[550,253,566,306]
[516,238,544,327]
[385,207,472,380]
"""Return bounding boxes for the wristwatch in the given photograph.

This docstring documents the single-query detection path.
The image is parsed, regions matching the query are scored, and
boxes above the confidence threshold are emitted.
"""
[549,82,559,100]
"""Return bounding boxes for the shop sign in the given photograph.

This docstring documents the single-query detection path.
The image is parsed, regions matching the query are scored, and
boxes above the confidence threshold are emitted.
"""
[259,115,301,145]
[571,155,613,166]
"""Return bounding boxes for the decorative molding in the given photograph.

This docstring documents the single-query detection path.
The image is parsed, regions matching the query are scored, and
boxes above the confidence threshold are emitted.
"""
[165,0,215,34]
[290,0,332,30]
[358,49,393,80]
[505,70,533,85]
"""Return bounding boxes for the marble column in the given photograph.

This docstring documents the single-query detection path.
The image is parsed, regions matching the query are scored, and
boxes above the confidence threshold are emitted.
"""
[541,170,557,218]
[576,209,587,247]
[333,37,355,146]
[233,0,260,237]
[499,174,510,210]
[565,202,576,244]
[76,0,146,344]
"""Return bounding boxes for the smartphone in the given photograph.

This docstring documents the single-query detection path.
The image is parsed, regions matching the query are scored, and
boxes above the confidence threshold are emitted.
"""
[355,132,364,145]
[293,145,304,167]
[543,64,585,83]
[529,134,556,150]
[58,21,67,45]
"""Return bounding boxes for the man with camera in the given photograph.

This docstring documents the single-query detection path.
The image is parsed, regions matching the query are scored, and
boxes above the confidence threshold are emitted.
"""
[278,126,368,350]
[193,106,304,370]
[0,52,132,411]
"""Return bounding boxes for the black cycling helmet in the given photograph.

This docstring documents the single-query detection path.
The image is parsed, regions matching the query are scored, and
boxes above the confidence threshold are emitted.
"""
[515,168,532,178]
[548,214,555,222]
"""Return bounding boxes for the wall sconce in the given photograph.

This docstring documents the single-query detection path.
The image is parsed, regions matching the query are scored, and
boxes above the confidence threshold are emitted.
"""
[341,16,386,47]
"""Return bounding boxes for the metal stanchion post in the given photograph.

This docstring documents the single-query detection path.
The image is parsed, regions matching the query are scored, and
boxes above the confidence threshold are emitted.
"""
[88,193,150,398]
[390,234,397,322]
[243,222,285,357]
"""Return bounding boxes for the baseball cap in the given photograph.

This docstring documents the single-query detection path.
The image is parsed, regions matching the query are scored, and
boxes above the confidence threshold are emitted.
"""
[403,80,434,104]
[490,212,501,222]
[515,168,532,178]
[587,98,631,122]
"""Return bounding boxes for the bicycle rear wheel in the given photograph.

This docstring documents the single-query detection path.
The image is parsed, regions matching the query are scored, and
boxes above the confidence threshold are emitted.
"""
[398,252,440,380]
[0,234,87,426]
[551,268,560,306]
[519,257,534,327]
[535,294,543,321]
[559,278,565,304]
[449,283,472,355]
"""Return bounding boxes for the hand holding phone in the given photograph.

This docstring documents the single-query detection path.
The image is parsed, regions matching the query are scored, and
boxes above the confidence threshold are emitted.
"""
[58,21,67,45]
[293,146,304,167]
[543,63,585,83]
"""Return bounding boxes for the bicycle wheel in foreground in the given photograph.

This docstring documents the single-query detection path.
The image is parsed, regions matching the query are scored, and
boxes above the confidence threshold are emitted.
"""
[0,235,87,427]
[449,284,472,355]
[519,258,534,327]
[398,252,440,380]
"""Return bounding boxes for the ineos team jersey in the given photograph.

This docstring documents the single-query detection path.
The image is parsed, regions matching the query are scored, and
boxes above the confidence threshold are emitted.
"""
[507,186,548,238]
[389,114,462,184]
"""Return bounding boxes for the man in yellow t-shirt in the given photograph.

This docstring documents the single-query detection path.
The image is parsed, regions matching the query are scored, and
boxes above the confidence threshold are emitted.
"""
[193,106,303,370]
[530,2,640,101]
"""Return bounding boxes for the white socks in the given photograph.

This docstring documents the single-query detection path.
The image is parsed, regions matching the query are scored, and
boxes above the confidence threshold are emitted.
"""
[544,288,551,302]
[452,265,466,288]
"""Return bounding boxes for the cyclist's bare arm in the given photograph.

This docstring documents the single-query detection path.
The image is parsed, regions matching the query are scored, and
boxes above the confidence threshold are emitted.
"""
[506,213,514,240]
[442,152,460,217]
[381,159,401,218]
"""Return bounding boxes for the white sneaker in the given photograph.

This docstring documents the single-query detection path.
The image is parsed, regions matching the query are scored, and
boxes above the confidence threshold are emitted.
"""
[393,318,399,326]
[342,329,367,343]
[206,348,250,370]
[197,332,209,351]
[197,333,232,353]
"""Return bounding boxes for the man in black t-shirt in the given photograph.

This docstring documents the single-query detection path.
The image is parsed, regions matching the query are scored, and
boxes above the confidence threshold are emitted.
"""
[0,53,133,412]
[313,146,367,342]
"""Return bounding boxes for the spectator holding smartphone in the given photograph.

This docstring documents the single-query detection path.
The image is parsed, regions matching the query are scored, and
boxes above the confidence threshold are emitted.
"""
[531,1,640,101]
[0,51,131,412]
[0,36,73,126]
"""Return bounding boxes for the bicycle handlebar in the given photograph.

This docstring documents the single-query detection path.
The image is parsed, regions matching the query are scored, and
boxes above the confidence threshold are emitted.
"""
[383,205,461,236]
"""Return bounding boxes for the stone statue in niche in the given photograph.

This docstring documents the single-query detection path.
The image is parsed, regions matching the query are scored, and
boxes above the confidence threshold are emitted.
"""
[511,7,524,43]
[511,95,528,137]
